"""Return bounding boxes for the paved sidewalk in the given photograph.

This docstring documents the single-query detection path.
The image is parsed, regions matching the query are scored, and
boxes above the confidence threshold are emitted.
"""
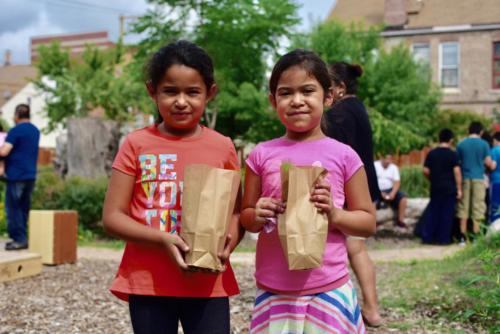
[0,238,462,265]
[76,244,462,264]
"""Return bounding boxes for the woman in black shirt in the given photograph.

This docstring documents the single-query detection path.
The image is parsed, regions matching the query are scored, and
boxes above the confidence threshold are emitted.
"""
[321,62,382,327]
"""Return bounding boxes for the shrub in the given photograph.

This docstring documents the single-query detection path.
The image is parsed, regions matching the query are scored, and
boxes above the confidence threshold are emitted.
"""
[429,109,493,142]
[57,176,108,232]
[31,166,65,210]
[400,165,429,198]
[32,167,108,234]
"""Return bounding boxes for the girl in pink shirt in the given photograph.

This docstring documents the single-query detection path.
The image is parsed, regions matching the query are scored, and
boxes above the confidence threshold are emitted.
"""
[241,49,376,334]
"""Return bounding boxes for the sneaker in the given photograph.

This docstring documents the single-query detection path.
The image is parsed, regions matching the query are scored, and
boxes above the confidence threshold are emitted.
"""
[5,241,28,251]
[395,220,408,229]
[458,238,466,246]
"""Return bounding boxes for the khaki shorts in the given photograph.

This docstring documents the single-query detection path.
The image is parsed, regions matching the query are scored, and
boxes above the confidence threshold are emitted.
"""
[456,179,486,221]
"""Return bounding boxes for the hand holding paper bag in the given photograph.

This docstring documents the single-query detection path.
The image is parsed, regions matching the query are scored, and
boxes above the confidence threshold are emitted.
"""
[181,164,240,271]
[278,164,329,270]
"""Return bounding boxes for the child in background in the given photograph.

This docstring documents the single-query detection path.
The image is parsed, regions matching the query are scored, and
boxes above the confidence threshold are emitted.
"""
[102,40,243,334]
[241,49,376,334]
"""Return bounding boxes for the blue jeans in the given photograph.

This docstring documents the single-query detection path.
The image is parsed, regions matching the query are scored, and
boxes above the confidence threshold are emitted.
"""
[5,180,35,243]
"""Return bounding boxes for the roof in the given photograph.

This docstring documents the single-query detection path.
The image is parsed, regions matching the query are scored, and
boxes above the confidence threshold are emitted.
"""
[0,65,37,109]
[328,0,385,27]
[328,0,500,28]
[405,0,500,28]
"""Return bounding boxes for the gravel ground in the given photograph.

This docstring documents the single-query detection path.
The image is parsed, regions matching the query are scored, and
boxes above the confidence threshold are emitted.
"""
[0,254,483,334]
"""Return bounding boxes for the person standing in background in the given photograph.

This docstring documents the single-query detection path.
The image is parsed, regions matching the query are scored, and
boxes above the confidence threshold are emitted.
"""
[0,104,40,251]
[422,129,462,244]
[321,61,382,327]
[456,121,496,243]
[488,132,500,223]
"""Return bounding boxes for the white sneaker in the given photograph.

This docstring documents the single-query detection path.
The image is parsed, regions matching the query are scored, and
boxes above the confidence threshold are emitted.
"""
[459,238,466,246]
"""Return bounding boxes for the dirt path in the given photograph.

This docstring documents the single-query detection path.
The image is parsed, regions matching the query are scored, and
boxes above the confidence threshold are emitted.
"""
[0,241,473,333]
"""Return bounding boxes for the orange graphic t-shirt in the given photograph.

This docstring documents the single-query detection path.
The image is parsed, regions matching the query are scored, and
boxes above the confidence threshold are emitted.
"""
[110,125,240,301]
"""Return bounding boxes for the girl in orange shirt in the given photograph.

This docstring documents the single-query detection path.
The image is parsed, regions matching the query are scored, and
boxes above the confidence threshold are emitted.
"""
[103,40,243,334]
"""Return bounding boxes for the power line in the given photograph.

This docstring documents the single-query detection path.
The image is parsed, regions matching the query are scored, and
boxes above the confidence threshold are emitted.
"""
[26,0,137,15]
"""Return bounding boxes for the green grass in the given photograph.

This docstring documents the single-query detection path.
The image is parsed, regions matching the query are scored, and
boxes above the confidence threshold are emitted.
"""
[78,238,125,249]
[379,233,500,332]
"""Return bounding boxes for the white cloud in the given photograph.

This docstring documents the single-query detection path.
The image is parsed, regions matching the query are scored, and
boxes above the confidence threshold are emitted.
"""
[0,0,335,65]
[0,10,64,65]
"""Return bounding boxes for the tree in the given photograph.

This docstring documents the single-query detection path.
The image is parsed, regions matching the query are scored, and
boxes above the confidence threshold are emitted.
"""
[33,41,142,178]
[129,0,299,140]
[296,20,440,154]
[360,45,441,139]
[33,41,145,131]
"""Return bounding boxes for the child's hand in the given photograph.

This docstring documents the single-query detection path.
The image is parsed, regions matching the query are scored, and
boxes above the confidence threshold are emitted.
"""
[311,178,334,215]
[161,233,190,270]
[255,197,285,226]
[217,233,233,272]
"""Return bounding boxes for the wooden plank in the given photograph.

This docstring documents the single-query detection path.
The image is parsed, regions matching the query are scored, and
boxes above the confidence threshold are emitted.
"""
[29,210,55,264]
[0,252,42,283]
[29,210,78,265]
[53,211,78,264]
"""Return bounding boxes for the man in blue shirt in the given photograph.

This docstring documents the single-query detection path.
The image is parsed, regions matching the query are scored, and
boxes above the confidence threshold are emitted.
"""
[0,104,40,250]
[456,122,495,244]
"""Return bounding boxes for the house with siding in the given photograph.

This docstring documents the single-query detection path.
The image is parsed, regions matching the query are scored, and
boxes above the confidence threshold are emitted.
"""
[329,0,500,115]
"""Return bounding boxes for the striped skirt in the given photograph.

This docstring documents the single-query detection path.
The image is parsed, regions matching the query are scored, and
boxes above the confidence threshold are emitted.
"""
[250,281,365,334]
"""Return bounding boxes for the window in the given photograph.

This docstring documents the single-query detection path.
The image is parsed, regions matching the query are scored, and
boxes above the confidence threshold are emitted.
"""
[412,43,430,64]
[494,42,500,89]
[439,42,459,88]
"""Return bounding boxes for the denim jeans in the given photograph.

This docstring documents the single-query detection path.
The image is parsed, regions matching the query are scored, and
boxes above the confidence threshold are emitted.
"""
[5,180,35,243]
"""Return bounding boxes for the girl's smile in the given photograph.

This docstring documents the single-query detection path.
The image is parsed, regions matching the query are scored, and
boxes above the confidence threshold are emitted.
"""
[147,64,216,137]
[270,65,332,140]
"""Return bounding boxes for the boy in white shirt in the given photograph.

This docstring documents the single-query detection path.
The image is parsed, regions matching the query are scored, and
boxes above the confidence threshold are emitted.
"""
[374,154,408,228]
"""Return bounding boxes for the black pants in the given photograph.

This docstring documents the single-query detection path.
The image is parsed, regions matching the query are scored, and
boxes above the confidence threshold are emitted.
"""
[129,295,230,334]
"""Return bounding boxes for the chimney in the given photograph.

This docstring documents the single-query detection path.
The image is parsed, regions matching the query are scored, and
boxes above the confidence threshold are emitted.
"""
[384,0,407,27]
[4,50,11,66]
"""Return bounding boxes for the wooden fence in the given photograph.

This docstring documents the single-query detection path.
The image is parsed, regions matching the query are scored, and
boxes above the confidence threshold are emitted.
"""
[394,147,431,167]
[38,148,55,166]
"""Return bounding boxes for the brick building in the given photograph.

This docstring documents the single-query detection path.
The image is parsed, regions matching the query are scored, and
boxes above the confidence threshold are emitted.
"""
[30,31,114,63]
[329,0,500,115]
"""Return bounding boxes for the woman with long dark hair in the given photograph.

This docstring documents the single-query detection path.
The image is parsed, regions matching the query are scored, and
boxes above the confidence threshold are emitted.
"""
[321,62,382,327]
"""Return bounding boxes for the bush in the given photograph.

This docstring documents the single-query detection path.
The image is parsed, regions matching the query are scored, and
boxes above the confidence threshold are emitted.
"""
[400,165,429,198]
[32,167,108,234]
[429,109,493,142]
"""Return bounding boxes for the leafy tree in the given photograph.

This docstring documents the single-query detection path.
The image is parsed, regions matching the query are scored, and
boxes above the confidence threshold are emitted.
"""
[129,0,299,140]
[429,109,493,142]
[294,20,381,66]
[360,45,441,139]
[33,41,144,130]
[296,21,441,154]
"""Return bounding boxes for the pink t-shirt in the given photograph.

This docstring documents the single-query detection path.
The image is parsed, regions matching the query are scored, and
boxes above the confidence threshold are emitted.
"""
[246,136,363,293]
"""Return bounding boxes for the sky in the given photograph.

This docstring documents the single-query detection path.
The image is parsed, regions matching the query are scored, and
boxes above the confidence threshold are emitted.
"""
[0,0,336,65]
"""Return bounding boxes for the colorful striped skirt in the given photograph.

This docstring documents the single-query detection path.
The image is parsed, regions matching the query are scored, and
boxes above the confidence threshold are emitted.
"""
[250,280,366,334]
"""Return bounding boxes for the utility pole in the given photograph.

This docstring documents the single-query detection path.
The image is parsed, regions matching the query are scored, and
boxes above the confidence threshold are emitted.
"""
[119,14,139,39]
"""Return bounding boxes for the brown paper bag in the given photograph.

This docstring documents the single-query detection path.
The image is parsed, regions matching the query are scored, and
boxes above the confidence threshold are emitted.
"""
[278,164,328,270]
[180,164,240,271]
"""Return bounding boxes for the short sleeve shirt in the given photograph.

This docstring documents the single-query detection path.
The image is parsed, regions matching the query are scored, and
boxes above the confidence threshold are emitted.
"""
[374,160,400,191]
[246,137,363,293]
[457,137,490,180]
[490,146,500,184]
[424,147,459,195]
[110,125,240,301]
[5,122,40,181]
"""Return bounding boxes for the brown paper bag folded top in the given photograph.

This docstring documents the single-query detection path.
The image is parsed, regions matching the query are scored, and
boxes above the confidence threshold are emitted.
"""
[180,164,240,271]
[278,164,329,270]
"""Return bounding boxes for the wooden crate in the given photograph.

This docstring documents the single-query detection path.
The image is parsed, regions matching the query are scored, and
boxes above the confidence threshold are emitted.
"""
[0,251,42,282]
[29,210,78,265]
